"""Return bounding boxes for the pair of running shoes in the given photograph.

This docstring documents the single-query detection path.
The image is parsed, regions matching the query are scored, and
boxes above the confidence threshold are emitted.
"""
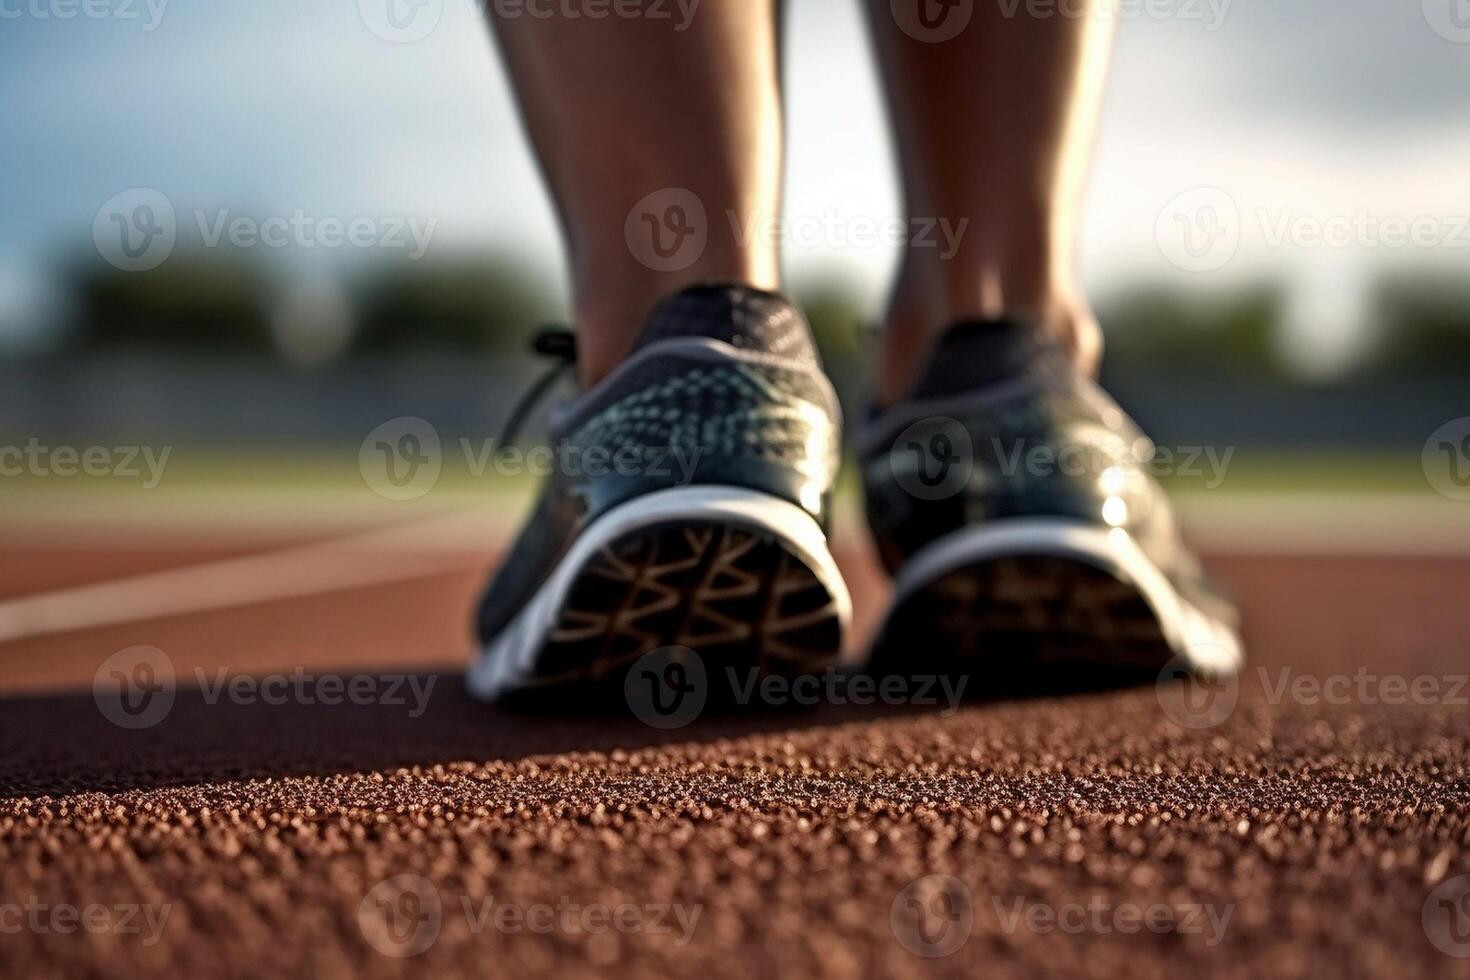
[467,282,1242,705]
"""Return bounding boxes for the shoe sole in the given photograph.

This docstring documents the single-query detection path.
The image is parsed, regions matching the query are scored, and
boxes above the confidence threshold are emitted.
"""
[467,486,852,705]
[867,518,1241,693]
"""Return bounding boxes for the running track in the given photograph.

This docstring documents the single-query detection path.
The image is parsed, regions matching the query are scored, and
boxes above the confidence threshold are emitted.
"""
[2,523,1469,978]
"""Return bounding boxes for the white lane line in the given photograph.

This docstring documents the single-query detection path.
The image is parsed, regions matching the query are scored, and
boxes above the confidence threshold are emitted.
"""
[0,494,1463,647]
[0,509,504,646]
[1174,494,1470,555]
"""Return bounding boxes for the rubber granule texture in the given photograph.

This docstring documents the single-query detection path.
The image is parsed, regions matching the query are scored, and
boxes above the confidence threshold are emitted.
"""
[2,554,1469,979]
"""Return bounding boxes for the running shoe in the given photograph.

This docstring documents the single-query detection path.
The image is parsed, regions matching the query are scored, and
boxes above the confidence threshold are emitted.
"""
[860,319,1242,691]
[467,283,850,703]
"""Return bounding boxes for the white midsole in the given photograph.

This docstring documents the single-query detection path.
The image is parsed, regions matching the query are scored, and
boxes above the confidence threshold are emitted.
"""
[880,518,1242,676]
[466,485,853,701]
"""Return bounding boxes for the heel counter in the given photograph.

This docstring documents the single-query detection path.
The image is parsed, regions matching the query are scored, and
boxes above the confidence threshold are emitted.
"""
[561,352,841,524]
[863,384,1157,572]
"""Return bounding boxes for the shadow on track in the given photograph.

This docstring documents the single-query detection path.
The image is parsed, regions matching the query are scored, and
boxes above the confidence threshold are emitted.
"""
[1,672,965,796]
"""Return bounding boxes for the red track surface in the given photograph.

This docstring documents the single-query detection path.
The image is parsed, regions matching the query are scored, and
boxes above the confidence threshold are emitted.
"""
[2,531,1469,978]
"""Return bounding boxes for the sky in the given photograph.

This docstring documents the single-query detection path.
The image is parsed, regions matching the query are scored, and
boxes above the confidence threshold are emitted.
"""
[3,0,1469,372]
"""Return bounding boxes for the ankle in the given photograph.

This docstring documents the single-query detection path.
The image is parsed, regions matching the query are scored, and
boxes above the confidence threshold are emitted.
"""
[571,264,779,385]
[875,261,1101,405]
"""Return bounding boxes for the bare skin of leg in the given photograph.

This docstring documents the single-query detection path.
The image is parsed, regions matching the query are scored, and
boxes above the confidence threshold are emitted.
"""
[865,1,1115,404]
[491,3,784,385]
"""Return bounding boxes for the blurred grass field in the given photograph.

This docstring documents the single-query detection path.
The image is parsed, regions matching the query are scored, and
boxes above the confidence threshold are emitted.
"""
[3,447,1461,554]
[0,445,1439,502]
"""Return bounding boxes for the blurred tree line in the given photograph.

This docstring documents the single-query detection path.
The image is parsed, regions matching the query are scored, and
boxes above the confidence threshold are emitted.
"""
[1096,273,1470,382]
[1096,283,1286,381]
[53,249,873,370]
[61,249,559,359]
[41,250,1470,383]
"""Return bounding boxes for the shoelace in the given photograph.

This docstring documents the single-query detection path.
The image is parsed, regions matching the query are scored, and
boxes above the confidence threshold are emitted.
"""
[495,326,578,457]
